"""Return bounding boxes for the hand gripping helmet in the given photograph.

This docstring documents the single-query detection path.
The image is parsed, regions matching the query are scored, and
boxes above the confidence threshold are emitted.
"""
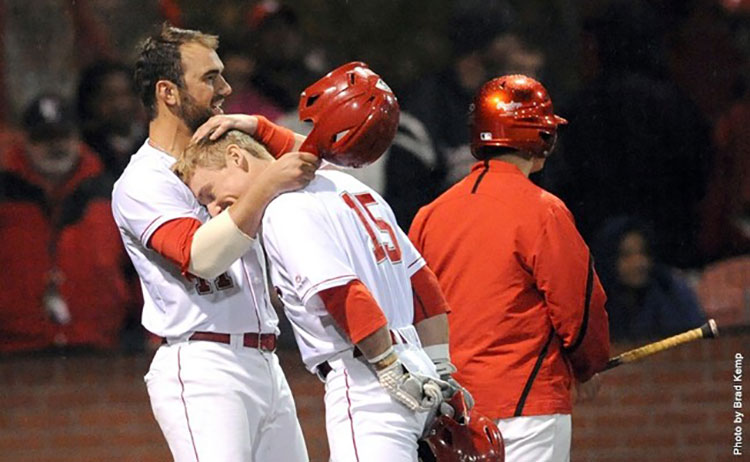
[469,74,567,160]
[298,61,400,168]
[419,391,505,462]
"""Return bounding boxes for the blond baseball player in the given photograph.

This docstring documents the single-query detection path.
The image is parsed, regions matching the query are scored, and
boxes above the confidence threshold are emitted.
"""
[111,25,318,462]
[174,129,455,462]
[176,63,472,461]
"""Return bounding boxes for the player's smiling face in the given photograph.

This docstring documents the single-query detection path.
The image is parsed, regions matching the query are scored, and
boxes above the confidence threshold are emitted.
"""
[178,43,232,131]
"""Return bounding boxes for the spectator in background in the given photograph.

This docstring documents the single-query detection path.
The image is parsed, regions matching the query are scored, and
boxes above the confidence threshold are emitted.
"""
[545,0,713,269]
[396,2,548,227]
[0,94,135,353]
[77,60,147,177]
[591,216,706,343]
[697,87,750,263]
[220,34,285,121]
[249,0,328,112]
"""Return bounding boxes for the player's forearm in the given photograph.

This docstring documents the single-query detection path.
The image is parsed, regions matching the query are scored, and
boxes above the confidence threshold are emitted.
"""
[414,313,449,347]
[417,313,457,379]
[189,210,254,279]
[356,325,396,365]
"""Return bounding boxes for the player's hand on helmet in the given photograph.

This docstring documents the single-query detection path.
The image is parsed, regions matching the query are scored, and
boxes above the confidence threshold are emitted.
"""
[440,375,474,410]
[192,114,258,143]
[258,152,321,195]
[371,347,443,412]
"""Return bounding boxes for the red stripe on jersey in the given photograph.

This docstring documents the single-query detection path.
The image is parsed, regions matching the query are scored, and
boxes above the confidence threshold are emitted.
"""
[318,280,388,344]
[148,217,202,275]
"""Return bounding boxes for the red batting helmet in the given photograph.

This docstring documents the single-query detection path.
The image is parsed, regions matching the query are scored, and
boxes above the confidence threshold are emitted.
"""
[298,61,400,168]
[470,74,567,160]
[419,391,505,462]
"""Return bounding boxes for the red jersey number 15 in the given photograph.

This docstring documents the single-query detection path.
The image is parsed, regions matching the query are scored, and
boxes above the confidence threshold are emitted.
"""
[342,191,402,264]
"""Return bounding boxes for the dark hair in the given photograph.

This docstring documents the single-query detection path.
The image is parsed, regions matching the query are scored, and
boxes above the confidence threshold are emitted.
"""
[77,60,134,125]
[591,215,657,289]
[134,23,219,120]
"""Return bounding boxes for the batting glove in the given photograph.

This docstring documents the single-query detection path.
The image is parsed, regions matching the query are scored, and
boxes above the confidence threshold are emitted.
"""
[423,343,475,410]
[371,347,443,412]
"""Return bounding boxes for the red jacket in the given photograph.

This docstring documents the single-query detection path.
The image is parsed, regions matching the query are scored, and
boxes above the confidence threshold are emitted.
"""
[409,160,609,419]
[0,140,134,352]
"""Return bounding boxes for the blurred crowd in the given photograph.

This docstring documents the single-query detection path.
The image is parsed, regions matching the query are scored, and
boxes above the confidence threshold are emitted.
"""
[1,0,748,354]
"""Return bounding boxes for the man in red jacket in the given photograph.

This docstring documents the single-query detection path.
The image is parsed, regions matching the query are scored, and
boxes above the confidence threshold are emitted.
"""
[409,75,609,461]
[0,94,135,353]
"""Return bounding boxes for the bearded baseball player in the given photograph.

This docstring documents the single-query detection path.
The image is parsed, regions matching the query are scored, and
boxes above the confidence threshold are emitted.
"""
[174,62,470,462]
[408,75,610,461]
[111,24,319,461]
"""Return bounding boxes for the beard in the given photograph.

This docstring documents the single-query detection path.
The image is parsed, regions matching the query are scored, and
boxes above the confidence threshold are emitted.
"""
[176,91,219,132]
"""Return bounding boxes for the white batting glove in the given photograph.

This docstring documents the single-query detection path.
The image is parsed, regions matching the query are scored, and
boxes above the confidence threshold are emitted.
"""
[423,343,475,410]
[371,347,443,412]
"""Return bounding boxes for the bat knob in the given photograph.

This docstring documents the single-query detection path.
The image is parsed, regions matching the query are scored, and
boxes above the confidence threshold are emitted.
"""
[702,319,719,339]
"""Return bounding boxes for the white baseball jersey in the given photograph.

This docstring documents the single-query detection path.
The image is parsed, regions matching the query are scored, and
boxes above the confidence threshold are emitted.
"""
[112,141,308,462]
[111,140,278,338]
[261,168,426,370]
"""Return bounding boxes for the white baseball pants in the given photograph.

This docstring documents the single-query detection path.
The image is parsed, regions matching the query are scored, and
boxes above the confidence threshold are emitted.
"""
[323,329,437,462]
[145,340,308,462]
[496,413,571,462]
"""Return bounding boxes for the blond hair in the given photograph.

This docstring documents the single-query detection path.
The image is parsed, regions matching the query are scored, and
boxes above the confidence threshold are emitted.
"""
[173,130,274,182]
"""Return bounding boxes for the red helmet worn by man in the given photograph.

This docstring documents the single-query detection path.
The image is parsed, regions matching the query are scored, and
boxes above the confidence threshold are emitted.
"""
[470,74,567,160]
[298,61,400,168]
[419,391,505,462]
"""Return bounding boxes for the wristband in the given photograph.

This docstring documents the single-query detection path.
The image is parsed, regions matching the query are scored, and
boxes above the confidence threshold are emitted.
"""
[367,345,397,370]
[254,115,296,158]
[423,343,451,363]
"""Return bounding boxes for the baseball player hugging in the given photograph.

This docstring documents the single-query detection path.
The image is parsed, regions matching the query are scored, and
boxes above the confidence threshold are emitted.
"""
[173,62,472,462]
[112,24,316,462]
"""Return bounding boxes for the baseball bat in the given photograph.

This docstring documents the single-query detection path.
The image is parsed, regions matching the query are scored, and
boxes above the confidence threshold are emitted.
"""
[602,319,718,371]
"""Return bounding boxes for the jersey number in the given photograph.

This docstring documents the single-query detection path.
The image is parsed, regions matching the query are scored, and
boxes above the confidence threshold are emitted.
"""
[342,192,402,263]
[195,272,235,295]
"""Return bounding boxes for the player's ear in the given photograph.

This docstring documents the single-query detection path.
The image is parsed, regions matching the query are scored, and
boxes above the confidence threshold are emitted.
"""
[226,144,249,171]
[156,80,179,107]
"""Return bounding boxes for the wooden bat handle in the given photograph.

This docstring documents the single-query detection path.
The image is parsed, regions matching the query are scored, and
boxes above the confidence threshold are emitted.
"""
[603,319,718,371]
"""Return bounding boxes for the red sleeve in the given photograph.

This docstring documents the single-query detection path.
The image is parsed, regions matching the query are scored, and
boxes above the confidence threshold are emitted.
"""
[411,265,450,323]
[318,280,388,344]
[532,204,610,382]
[254,115,297,158]
[147,217,202,275]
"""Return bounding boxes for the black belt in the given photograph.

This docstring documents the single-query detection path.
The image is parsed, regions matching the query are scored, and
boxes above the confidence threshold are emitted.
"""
[318,361,333,379]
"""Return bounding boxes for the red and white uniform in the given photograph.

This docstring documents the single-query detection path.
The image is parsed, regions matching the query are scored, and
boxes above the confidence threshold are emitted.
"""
[111,141,307,462]
[262,168,438,462]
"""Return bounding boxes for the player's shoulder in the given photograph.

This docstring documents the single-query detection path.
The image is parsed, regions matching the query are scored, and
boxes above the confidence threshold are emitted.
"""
[536,189,577,227]
[538,188,569,212]
[314,167,368,190]
[264,182,318,218]
[112,142,182,200]
[264,168,373,221]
